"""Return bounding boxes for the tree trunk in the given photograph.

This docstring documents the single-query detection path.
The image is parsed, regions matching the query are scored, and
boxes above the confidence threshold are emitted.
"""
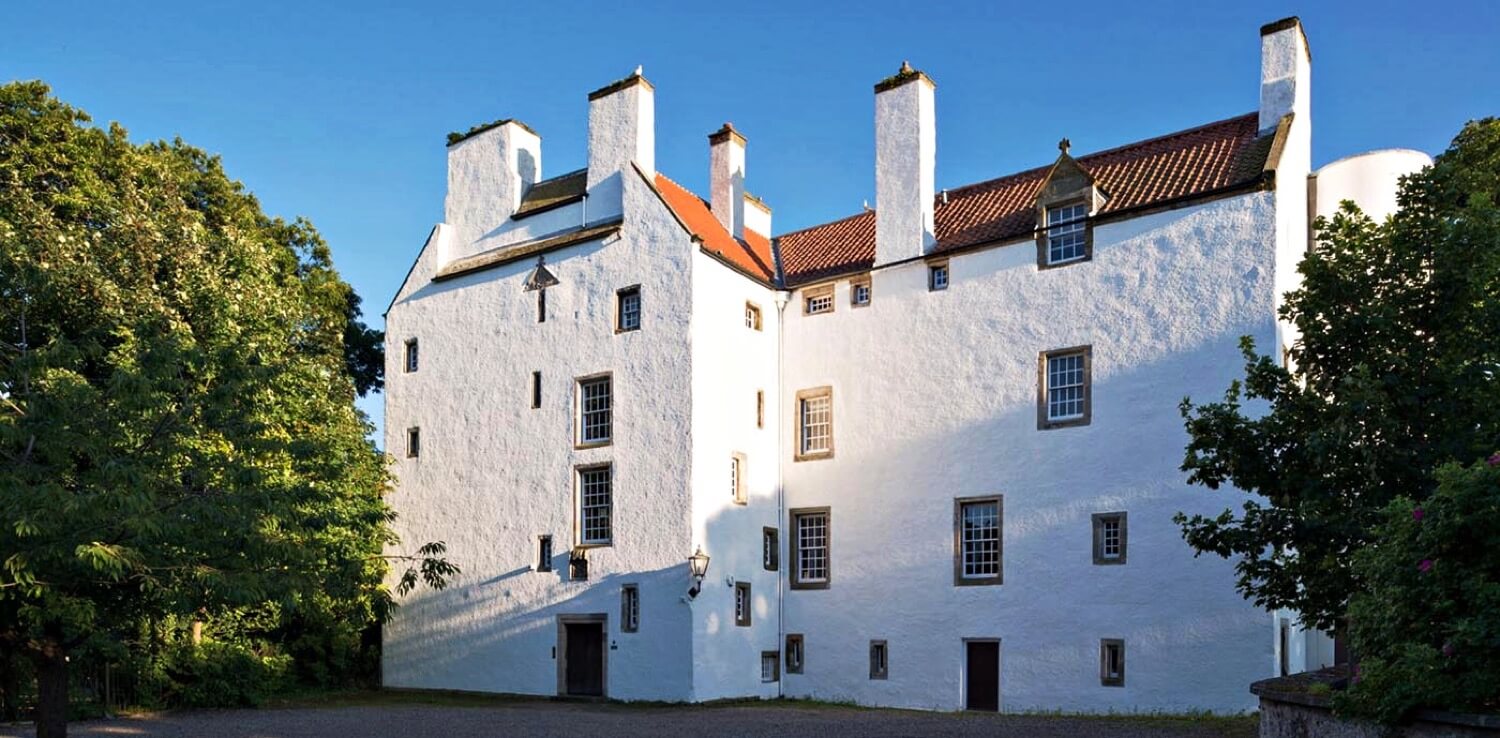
[32,643,68,738]
[190,620,203,646]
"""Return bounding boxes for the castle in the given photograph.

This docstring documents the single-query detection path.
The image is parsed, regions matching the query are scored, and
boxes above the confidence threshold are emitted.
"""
[381,17,1429,712]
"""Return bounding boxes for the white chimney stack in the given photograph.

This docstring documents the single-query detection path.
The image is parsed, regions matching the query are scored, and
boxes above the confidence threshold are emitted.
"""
[444,119,541,254]
[586,69,655,221]
[1259,17,1310,134]
[709,123,747,238]
[874,62,936,266]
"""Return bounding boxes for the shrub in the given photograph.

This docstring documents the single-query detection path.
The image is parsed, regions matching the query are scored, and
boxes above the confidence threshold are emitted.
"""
[1337,457,1500,722]
[145,642,293,708]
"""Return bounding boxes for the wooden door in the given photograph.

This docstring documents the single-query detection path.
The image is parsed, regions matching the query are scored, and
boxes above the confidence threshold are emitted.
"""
[966,640,999,711]
[564,622,604,696]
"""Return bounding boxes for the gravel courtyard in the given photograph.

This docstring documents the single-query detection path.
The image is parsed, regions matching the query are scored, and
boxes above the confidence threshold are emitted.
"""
[0,695,1258,738]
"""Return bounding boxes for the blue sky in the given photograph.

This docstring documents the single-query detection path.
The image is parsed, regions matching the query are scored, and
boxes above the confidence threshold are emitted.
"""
[8,1,1498,438]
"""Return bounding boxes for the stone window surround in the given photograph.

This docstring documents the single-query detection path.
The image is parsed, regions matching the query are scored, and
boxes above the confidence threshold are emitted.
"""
[953,495,1004,586]
[574,371,613,449]
[620,584,639,633]
[869,640,889,680]
[405,427,420,458]
[615,284,641,333]
[745,301,763,330]
[537,534,553,572]
[734,581,752,626]
[760,651,780,683]
[762,526,779,571]
[794,386,834,462]
[785,633,804,674]
[1036,197,1095,269]
[927,258,949,291]
[1092,511,1128,565]
[789,506,831,590]
[1037,345,1093,430]
[849,274,872,307]
[756,390,765,429]
[731,451,748,505]
[1100,638,1125,687]
[573,462,613,548]
[403,338,418,373]
[803,283,835,315]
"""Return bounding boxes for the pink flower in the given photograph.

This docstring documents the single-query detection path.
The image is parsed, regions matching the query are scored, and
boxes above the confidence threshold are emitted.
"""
[1412,507,1425,521]
[1419,559,1434,573]
[1488,453,1500,467]
[1442,643,1456,658]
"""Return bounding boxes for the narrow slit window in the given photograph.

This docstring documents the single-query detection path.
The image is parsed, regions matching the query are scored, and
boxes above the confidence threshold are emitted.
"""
[745,302,762,330]
[731,452,747,504]
[405,427,421,458]
[621,584,640,633]
[734,582,752,626]
[869,640,888,680]
[577,375,612,445]
[537,289,546,323]
[537,535,553,572]
[756,390,764,429]
[785,634,804,674]
[616,286,641,332]
[404,338,419,373]
[1101,639,1125,686]
[762,527,779,571]
[532,371,542,409]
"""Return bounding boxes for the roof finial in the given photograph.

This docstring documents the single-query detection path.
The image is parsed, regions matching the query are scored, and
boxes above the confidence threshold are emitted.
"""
[899,60,913,74]
[1058,137,1071,155]
[633,64,643,77]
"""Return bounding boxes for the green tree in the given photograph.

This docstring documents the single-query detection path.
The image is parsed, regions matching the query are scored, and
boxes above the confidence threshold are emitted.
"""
[1175,118,1500,634]
[0,81,453,737]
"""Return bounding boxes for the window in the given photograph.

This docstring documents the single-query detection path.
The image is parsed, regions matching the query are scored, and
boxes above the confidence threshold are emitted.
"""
[1100,639,1125,687]
[577,375,612,446]
[762,527,779,571]
[1092,512,1127,565]
[785,634,804,674]
[954,496,1003,586]
[734,582,752,626]
[745,302,762,330]
[795,386,833,461]
[1039,346,1092,429]
[404,338,419,373]
[1045,202,1089,265]
[616,286,641,332]
[405,427,421,458]
[731,452,747,504]
[869,640,888,680]
[537,289,546,323]
[537,535,553,572]
[621,584,640,633]
[803,285,834,315]
[756,390,764,429]
[850,276,871,307]
[761,651,780,683]
[569,549,589,580]
[790,508,830,589]
[577,465,612,546]
[928,261,949,291]
[532,371,542,409]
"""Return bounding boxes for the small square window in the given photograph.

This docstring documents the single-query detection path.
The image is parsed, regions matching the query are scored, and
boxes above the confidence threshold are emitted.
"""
[803,285,834,315]
[1039,346,1092,429]
[621,584,640,633]
[731,452,748,505]
[616,286,641,332]
[734,582,752,626]
[762,527,780,571]
[537,535,553,572]
[577,375,612,446]
[761,651,780,683]
[869,640,888,680]
[1092,512,1127,565]
[405,427,421,458]
[850,277,871,307]
[745,302,763,330]
[785,634,804,674]
[1101,639,1125,686]
[404,338,419,373]
[928,262,949,291]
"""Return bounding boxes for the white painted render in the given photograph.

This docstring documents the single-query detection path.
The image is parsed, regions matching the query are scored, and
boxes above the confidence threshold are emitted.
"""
[1313,149,1433,224]
[384,17,1421,715]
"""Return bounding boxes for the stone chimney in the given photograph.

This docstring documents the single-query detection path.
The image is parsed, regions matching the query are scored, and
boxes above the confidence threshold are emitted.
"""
[709,123,747,238]
[444,120,541,252]
[586,68,655,221]
[874,62,936,266]
[1259,17,1311,133]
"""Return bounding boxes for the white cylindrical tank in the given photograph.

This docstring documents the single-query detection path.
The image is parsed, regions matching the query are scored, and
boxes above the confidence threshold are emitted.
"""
[1313,148,1433,222]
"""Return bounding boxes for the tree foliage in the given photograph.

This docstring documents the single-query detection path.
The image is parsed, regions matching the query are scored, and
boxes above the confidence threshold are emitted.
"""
[0,81,450,736]
[1175,118,1500,633]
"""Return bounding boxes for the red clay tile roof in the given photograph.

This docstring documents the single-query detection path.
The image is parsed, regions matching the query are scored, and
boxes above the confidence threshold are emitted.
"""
[653,173,777,283]
[777,112,1276,286]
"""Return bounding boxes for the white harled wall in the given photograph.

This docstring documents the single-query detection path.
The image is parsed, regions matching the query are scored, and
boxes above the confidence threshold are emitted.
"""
[779,192,1279,713]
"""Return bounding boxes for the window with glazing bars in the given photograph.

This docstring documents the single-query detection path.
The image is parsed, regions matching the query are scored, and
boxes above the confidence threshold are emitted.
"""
[745,302,762,330]
[1046,203,1088,264]
[731,453,747,504]
[1047,352,1086,421]
[785,634,804,674]
[804,286,834,315]
[762,527,779,571]
[734,582,752,626]
[928,263,949,291]
[959,498,1002,581]
[578,376,612,445]
[404,338,419,373]
[798,390,832,457]
[621,584,639,632]
[578,466,612,545]
[617,287,641,332]
[793,510,829,586]
[761,651,780,682]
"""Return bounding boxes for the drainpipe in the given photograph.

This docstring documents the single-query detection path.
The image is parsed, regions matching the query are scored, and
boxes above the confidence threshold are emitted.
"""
[773,289,790,699]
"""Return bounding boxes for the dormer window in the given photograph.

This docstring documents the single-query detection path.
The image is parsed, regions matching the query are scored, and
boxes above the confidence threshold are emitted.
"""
[1045,203,1089,265]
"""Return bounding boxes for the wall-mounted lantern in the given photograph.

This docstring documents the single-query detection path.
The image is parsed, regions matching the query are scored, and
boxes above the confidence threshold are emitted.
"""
[687,547,711,599]
[569,548,589,581]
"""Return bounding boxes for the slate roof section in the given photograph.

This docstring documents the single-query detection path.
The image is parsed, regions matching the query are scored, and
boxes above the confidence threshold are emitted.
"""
[653,173,777,284]
[514,168,588,218]
[777,112,1278,286]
